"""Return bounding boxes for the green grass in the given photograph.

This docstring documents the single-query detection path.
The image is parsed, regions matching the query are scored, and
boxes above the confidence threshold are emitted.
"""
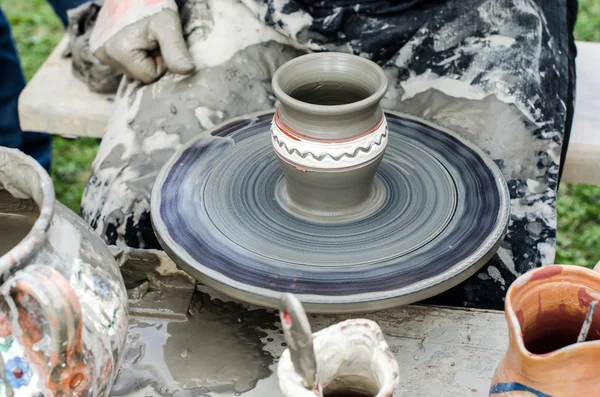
[1,0,99,214]
[2,0,600,267]
[577,0,600,42]
[1,0,63,81]
[51,137,99,212]
[557,183,600,268]
[556,0,600,268]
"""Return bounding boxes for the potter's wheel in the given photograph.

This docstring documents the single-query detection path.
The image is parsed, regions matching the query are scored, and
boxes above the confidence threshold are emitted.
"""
[151,111,509,313]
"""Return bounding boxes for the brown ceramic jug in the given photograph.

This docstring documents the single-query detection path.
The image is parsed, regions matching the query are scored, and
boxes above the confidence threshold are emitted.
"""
[490,263,600,396]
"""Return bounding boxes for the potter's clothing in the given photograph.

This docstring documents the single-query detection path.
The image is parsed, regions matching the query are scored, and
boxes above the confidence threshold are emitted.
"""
[82,0,577,310]
[0,0,87,171]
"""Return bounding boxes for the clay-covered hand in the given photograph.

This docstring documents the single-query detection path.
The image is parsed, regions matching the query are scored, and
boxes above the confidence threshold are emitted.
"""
[89,0,195,84]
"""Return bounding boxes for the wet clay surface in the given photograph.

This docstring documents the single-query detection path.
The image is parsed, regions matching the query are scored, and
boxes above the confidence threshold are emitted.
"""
[112,285,279,396]
[111,250,514,396]
[290,83,371,106]
[0,190,39,257]
[0,214,36,257]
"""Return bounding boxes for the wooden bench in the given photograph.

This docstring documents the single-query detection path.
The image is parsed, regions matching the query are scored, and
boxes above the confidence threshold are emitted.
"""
[562,41,600,185]
[18,38,600,186]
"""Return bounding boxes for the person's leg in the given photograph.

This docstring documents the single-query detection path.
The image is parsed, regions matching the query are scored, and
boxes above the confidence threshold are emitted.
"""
[0,7,52,171]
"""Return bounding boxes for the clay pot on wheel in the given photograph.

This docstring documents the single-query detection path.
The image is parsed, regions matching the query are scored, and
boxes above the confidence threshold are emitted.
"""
[0,148,128,396]
[271,52,389,223]
[491,263,600,395]
[277,294,399,397]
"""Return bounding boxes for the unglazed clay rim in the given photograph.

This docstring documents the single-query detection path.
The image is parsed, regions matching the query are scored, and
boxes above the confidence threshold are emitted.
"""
[278,319,399,396]
[0,148,54,276]
[272,52,389,116]
[506,265,600,359]
[312,319,399,396]
[151,110,510,313]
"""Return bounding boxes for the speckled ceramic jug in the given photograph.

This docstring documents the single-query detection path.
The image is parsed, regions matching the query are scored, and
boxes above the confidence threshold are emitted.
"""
[271,52,389,223]
[490,264,600,396]
[0,148,128,396]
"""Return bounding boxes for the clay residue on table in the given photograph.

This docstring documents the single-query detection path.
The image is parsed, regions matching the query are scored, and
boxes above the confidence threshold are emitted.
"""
[112,256,280,397]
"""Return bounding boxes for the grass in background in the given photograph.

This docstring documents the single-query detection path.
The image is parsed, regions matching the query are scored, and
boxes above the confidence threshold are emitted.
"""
[1,0,99,213]
[556,0,600,268]
[2,0,62,80]
[2,0,600,267]
[557,184,600,267]
[577,0,600,42]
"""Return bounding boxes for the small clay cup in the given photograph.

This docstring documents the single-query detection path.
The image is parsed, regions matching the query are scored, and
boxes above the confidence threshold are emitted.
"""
[491,264,600,395]
[271,52,389,223]
[278,319,399,397]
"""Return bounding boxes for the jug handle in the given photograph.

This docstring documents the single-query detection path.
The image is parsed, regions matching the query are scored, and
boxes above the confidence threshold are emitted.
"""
[1,264,89,393]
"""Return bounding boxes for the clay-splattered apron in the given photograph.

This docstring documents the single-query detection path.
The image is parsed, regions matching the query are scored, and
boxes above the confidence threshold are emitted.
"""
[81,0,577,309]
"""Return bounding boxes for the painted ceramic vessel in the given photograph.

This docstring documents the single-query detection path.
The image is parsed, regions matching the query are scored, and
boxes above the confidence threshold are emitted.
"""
[277,294,399,396]
[271,53,389,223]
[490,264,600,395]
[0,148,128,396]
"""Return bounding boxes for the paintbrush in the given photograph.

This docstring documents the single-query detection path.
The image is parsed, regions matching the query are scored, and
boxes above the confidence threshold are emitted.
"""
[577,300,598,343]
[279,293,321,394]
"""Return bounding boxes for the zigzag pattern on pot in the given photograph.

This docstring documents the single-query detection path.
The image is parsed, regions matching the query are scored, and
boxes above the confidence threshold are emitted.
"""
[272,126,388,162]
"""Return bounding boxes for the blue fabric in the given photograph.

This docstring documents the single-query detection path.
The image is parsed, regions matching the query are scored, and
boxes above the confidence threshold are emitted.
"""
[47,0,89,26]
[0,1,85,172]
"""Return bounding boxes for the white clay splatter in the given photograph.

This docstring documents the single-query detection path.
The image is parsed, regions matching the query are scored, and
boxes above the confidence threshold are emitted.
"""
[194,107,225,130]
[537,241,556,267]
[487,265,506,286]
